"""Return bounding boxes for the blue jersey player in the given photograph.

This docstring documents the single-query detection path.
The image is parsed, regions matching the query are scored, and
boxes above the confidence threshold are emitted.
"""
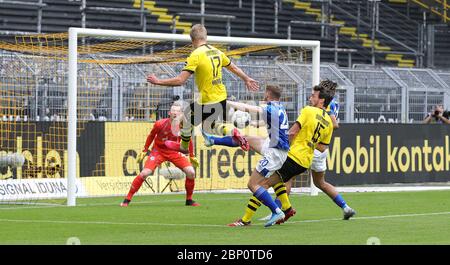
[203,85,292,227]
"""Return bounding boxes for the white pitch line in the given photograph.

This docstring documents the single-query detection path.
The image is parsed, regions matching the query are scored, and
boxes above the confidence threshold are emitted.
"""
[79,195,249,207]
[286,211,450,224]
[0,195,250,210]
[352,211,450,220]
[0,218,225,228]
[0,205,62,211]
[1,211,449,228]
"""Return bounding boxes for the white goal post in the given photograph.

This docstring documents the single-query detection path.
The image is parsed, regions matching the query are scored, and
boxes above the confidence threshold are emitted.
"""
[67,27,321,206]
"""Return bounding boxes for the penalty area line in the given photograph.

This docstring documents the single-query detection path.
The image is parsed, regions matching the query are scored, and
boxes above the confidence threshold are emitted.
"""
[1,211,450,228]
[0,195,250,211]
[0,218,225,228]
[285,211,450,225]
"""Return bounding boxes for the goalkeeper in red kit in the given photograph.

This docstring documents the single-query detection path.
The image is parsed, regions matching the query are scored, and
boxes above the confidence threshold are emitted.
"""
[121,101,200,207]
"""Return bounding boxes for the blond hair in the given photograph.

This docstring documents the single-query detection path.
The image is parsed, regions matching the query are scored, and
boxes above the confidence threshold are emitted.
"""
[190,24,207,41]
[171,100,186,109]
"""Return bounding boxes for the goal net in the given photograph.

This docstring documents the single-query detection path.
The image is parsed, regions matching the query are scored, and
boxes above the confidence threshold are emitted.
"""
[0,28,320,206]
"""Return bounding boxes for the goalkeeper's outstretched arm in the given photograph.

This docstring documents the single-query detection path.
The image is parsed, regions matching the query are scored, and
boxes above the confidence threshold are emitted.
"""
[143,124,158,152]
[137,124,158,164]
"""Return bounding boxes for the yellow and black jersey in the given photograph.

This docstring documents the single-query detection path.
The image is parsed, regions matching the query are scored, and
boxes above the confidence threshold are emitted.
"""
[183,44,231,104]
[288,106,333,168]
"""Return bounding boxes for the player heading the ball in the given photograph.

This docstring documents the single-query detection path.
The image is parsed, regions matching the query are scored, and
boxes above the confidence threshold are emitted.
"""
[147,24,259,154]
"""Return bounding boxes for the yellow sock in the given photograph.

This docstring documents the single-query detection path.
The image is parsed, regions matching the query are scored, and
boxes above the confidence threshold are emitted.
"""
[241,196,262,223]
[180,138,190,151]
[273,182,292,211]
[180,125,193,150]
[214,123,233,136]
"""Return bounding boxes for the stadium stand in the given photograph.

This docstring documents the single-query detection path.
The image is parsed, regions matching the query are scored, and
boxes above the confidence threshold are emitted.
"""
[385,0,450,68]
[433,25,450,68]
[0,0,449,68]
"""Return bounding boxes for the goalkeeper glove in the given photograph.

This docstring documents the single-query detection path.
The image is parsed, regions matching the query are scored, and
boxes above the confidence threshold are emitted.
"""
[136,151,148,164]
[190,156,199,168]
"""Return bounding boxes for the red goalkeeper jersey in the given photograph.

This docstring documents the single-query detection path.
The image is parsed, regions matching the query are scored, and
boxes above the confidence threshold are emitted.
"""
[142,118,194,156]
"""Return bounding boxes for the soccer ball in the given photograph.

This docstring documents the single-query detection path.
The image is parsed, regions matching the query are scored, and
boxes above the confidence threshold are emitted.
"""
[232,110,251,129]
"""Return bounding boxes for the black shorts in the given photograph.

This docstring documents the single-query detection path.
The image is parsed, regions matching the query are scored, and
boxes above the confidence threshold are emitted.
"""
[188,100,227,130]
[276,156,308,183]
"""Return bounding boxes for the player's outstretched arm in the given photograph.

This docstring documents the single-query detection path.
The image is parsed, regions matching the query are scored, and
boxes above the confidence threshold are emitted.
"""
[250,120,266,127]
[143,123,159,152]
[147,71,192,87]
[225,62,259,91]
[137,123,159,164]
[227,100,262,114]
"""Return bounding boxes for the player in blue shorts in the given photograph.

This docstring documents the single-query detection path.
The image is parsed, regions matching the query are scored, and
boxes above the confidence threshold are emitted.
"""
[203,85,294,227]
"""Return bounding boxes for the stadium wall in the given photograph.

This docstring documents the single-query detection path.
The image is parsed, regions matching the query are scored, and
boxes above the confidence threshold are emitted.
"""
[2,122,450,200]
[327,124,450,185]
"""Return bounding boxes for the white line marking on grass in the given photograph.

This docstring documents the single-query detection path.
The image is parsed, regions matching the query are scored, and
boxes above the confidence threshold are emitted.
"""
[354,211,450,220]
[0,205,62,211]
[0,218,225,228]
[286,211,450,225]
[0,195,249,210]
[79,195,249,207]
[1,211,450,228]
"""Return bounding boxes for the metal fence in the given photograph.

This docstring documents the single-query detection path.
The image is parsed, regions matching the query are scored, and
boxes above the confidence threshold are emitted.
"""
[1,50,450,124]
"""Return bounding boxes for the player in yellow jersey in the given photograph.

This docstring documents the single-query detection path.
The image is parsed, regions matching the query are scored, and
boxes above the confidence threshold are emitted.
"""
[229,82,336,226]
[260,84,355,222]
[230,80,355,227]
[147,24,259,153]
[307,93,356,220]
[273,80,355,223]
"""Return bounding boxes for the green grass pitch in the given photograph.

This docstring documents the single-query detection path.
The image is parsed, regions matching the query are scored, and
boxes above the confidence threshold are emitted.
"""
[1,190,450,245]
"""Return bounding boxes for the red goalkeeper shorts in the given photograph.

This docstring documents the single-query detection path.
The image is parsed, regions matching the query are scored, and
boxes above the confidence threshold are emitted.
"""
[144,149,192,171]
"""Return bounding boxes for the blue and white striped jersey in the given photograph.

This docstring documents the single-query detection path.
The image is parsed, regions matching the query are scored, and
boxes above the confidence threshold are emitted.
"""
[262,101,290,151]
